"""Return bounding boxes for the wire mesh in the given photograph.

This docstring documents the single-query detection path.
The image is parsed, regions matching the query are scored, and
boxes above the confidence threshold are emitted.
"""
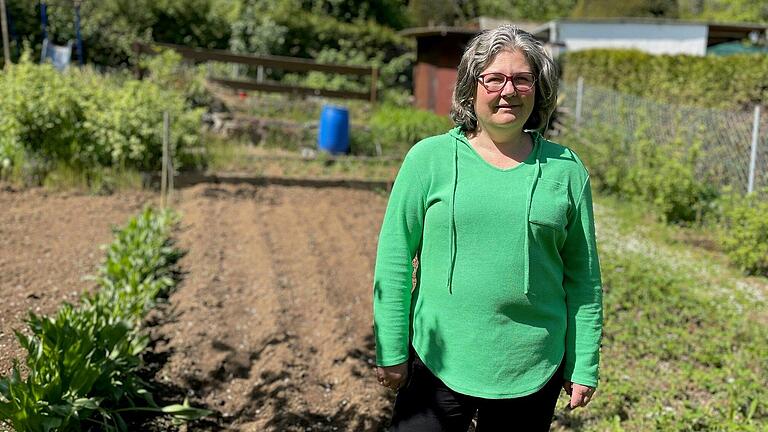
[561,81,768,194]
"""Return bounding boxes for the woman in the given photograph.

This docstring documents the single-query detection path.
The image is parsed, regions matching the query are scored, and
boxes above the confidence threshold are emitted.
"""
[372,25,603,431]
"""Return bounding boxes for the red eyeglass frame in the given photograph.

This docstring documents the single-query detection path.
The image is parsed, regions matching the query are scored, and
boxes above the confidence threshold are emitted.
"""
[477,72,537,94]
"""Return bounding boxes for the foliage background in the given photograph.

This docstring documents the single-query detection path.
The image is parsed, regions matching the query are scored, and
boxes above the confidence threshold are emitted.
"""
[2,0,767,70]
[562,49,768,110]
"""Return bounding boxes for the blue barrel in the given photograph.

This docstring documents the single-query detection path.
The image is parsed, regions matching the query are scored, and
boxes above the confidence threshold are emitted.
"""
[318,105,350,154]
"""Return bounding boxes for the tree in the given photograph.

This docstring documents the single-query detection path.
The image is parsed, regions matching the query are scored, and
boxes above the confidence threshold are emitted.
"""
[407,0,463,26]
[570,0,679,18]
[679,0,768,23]
[477,0,577,21]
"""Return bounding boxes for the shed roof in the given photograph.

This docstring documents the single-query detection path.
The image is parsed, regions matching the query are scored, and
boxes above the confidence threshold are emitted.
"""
[531,18,767,46]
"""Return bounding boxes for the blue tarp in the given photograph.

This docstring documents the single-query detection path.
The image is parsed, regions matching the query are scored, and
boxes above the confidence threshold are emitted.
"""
[708,41,768,56]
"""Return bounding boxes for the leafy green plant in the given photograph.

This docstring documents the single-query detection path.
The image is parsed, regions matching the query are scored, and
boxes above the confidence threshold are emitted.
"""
[564,116,718,223]
[370,105,454,156]
[715,188,768,275]
[230,3,414,101]
[0,208,212,431]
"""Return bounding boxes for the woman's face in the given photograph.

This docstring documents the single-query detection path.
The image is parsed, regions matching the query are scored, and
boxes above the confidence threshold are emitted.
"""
[473,49,535,135]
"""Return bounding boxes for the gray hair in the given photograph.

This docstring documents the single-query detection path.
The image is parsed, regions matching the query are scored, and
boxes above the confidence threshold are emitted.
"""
[450,25,558,133]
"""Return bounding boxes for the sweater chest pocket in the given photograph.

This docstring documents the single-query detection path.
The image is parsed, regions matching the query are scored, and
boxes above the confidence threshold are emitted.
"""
[528,179,569,232]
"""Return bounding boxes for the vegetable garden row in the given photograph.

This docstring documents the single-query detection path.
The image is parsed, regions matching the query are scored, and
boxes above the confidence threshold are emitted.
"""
[0,208,210,431]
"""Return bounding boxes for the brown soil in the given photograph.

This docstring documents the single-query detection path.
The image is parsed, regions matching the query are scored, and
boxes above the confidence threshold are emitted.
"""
[0,180,395,431]
[149,182,393,431]
[0,185,154,376]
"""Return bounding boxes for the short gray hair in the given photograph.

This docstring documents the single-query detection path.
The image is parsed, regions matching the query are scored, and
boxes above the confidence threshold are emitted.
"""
[451,25,558,133]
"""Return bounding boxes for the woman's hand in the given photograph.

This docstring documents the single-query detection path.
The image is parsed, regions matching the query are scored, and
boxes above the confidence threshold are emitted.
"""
[563,380,595,410]
[375,362,408,391]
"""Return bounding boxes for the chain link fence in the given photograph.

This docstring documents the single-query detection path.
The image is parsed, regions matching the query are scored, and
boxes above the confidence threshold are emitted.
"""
[560,80,768,194]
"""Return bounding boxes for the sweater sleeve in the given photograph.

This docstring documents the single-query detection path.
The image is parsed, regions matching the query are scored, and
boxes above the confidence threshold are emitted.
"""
[561,175,603,388]
[373,151,427,367]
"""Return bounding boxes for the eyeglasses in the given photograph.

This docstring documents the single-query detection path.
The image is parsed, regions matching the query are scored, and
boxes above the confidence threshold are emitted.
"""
[477,72,536,94]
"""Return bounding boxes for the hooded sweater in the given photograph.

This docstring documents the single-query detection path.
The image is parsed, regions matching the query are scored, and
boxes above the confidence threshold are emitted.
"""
[373,127,603,398]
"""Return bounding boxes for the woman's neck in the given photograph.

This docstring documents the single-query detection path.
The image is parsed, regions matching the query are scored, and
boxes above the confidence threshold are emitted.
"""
[469,127,531,161]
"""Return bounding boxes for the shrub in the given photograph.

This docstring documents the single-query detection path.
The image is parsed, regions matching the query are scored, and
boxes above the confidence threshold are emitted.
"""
[565,121,718,223]
[716,188,768,275]
[0,55,203,183]
[370,105,453,156]
[231,5,415,102]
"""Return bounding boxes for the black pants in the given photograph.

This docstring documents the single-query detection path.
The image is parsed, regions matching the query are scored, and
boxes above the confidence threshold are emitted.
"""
[389,353,564,432]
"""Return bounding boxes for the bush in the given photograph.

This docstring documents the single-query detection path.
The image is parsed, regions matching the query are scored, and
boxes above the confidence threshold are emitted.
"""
[565,121,718,223]
[562,49,768,110]
[716,189,768,275]
[0,54,203,184]
[370,105,454,156]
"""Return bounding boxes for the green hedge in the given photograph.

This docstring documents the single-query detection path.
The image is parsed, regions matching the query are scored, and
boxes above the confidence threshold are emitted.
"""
[0,54,203,184]
[562,49,768,110]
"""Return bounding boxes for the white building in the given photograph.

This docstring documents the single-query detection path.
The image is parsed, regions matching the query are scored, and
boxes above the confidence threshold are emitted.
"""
[531,18,767,57]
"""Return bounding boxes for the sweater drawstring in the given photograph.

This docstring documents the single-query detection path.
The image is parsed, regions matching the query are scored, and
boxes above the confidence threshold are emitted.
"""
[522,133,542,295]
[447,138,458,294]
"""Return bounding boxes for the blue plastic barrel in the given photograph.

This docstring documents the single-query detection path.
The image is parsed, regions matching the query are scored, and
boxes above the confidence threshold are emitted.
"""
[318,105,350,154]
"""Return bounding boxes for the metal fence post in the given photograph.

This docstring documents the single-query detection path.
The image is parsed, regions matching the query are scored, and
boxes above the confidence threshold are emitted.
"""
[575,76,584,125]
[748,105,761,194]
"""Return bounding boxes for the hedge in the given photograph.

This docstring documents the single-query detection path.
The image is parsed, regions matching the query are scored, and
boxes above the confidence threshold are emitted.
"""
[562,49,768,110]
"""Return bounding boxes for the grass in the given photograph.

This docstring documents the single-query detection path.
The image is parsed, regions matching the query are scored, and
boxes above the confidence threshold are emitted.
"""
[42,164,145,195]
[201,133,402,183]
[1,161,145,195]
[553,195,767,431]
[212,87,374,124]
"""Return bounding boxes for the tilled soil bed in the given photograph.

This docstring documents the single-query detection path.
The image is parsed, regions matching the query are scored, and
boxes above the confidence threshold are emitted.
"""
[0,181,396,431]
[151,182,393,431]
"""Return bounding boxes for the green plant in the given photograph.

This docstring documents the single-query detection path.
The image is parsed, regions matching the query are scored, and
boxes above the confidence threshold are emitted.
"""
[716,188,768,275]
[563,115,719,223]
[230,4,414,101]
[563,49,768,110]
[140,48,213,108]
[370,105,454,156]
[0,54,203,186]
[555,199,768,431]
[0,208,212,431]
[42,164,143,195]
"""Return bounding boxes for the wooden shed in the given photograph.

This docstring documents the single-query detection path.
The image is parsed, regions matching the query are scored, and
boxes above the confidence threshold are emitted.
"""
[399,26,477,116]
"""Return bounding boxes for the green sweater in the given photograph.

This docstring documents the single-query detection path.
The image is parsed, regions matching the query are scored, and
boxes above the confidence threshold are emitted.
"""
[373,127,603,398]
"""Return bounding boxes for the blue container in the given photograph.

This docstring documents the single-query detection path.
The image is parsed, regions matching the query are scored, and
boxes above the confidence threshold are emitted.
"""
[318,105,350,154]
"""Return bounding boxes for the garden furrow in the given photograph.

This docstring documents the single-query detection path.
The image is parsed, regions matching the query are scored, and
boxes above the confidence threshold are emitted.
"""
[146,183,392,431]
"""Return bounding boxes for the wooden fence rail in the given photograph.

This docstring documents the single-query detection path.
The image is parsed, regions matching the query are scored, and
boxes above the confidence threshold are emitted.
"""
[132,42,378,103]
